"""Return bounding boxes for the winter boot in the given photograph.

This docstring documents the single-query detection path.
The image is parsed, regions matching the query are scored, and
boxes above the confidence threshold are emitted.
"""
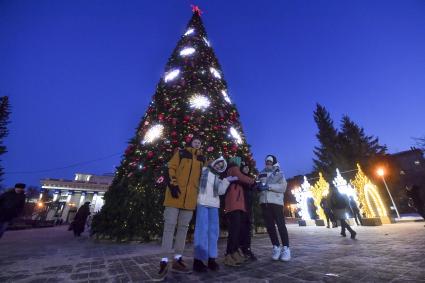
[224,254,240,267]
[208,258,219,271]
[193,258,208,273]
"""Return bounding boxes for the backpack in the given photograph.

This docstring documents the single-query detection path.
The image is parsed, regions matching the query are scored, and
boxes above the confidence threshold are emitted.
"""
[331,191,347,209]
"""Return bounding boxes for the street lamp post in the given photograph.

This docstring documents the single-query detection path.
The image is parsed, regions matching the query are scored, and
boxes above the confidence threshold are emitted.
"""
[377,168,401,219]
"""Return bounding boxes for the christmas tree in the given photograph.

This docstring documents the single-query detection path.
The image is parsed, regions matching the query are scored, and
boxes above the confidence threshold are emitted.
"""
[92,6,255,241]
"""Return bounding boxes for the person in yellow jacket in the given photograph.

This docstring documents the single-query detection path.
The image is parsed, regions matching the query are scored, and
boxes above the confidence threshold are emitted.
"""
[156,137,205,281]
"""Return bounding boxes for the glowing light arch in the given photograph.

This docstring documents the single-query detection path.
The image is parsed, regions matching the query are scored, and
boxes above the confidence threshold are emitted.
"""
[350,164,387,218]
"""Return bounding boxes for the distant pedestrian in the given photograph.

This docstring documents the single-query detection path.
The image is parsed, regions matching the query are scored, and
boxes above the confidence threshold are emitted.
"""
[307,197,318,220]
[0,183,26,239]
[328,185,356,239]
[349,196,363,226]
[320,195,335,228]
[257,155,291,262]
[70,202,91,237]
[406,184,425,220]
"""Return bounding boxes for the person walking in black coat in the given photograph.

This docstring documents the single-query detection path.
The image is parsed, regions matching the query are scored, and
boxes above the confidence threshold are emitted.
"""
[320,196,335,228]
[0,183,26,239]
[349,196,363,226]
[71,202,91,237]
[406,184,425,220]
[328,185,356,239]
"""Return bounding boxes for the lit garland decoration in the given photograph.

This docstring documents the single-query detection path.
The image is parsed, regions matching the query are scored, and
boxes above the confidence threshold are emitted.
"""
[210,67,221,79]
[350,164,387,218]
[189,94,211,110]
[142,124,164,144]
[292,176,313,220]
[164,69,180,83]
[310,172,330,221]
[221,90,232,104]
[184,28,195,36]
[180,47,196,57]
[203,37,210,47]
[229,127,242,144]
[333,169,357,199]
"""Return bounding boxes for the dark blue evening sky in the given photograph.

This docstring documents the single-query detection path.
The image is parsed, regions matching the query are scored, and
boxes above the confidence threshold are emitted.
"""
[1,0,425,187]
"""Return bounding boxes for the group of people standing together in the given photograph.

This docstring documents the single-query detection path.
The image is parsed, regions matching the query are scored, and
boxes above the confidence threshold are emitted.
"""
[156,136,291,281]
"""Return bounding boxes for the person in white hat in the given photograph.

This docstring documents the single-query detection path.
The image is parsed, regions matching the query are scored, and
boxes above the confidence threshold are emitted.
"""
[257,155,291,262]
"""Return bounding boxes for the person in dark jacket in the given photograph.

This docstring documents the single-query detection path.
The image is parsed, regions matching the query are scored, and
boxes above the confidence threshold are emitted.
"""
[328,185,356,239]
[0,183,26,239]
[406,184,425,220]
[320,195,335,228]
[349,196,363,226]
[71,202,91,237]
[239,161,257,261]
[224,157,255,267]
[307,197,318,220]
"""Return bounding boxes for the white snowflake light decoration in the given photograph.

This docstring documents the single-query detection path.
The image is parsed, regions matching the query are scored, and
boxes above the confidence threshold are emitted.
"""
[210,67,221,79]
[203,37,210,47]
[180,47,196,57]
[189,95,210,110]
[164,69,180,83]
[229,127,242,144]
[184,28,195,36]
[142,124,164,144]
[292,176,313,220]
[333,169,357,199]
[221,90,231,104]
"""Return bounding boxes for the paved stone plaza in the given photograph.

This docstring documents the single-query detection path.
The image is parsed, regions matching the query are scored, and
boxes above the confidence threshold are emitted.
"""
[0,222,424,282]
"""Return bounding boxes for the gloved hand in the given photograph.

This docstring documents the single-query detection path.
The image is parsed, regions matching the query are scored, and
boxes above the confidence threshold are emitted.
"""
[226,176,239,182]
[169,184,181,198]
[257,183,269,192]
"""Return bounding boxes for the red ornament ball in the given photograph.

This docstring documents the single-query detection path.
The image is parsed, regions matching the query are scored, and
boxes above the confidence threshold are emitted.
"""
[147,151,154,159]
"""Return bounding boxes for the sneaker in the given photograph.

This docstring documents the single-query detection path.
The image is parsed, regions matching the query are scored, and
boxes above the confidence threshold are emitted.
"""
[193,258,208,273]
[231,251,245,264]
[279,246,291,262]
[208,258,219,271]
[272,245,281,261]
[171,257,191,274]
[350,231,357,240]
[340,232,346,237]
[224,254,240,267]
[152,260,168,282]
[237,249,249,262]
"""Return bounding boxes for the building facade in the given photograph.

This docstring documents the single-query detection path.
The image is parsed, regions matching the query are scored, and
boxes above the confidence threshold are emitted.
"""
[40,173,113,223]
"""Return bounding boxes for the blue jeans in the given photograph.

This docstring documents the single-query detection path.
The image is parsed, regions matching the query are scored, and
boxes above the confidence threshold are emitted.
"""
[194,205,219,261]
[0,222,9,238]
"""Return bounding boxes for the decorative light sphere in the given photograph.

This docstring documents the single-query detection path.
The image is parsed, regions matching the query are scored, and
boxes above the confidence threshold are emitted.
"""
[189,95,210,110]
[142,124,164,144]
[184,28,195,36]
[203,37,210,47]
[210,67,221,79]
[229,127,242,144]
[180,47,196,57]
[164,69,180,83]
[221,90,232,104]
